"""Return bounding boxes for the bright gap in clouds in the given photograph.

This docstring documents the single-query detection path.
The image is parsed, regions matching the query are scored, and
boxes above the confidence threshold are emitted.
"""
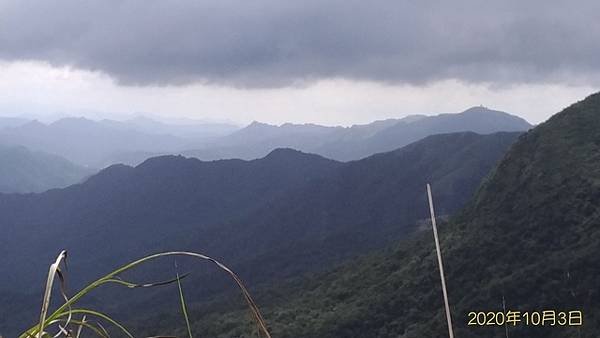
[0,61,596,126]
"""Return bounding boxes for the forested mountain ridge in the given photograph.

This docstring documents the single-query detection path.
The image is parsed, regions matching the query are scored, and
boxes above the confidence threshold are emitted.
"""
[0,132,521,336]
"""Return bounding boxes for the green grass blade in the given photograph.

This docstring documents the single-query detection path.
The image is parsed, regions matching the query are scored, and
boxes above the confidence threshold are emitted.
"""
[21,251,270,338]
[36,250,67,338]
[175,261,193,338]
[103,272,191,289]
[56,309,134,338]
[75,315,86,338]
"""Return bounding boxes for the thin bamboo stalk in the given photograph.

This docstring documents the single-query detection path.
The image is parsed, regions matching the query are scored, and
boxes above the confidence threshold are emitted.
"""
[427,183,455,338]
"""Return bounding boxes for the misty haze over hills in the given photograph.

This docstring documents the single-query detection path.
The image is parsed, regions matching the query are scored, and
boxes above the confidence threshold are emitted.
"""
[98,115,239,140]
[0,117,238,168]
[0,107,530,193]
[0,144,92,193]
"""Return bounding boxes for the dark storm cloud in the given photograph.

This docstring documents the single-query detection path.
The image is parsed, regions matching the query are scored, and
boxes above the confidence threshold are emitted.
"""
[0,0,599,87]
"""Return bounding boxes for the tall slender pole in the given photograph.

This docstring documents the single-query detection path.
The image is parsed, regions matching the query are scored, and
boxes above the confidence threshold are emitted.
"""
[427,183,455,338]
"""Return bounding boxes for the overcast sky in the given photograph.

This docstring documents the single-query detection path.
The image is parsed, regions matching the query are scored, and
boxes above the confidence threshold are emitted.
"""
[0,0,598,125]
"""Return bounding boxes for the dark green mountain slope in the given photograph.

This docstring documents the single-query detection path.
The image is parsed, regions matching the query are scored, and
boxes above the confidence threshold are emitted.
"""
[216,132,523,281]
[184,93,600,337]
[0,144,93,193]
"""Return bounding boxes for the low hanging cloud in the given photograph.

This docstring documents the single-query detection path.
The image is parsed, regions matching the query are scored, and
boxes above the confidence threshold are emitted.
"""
[0,0,599,88]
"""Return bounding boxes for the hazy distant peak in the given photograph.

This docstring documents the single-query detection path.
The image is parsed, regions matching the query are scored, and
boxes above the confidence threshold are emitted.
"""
[460,106,496,114]
[399,114,427,123]
[457,106,532,126]
[263,148,314,162]
[50,117,98,128]
[247,121,275,128]
[346,115,424,130]
[52,116,94,123]
[234,121,279,137]
[281,122,309,128]
[280,122,335,128]
[244,121,337,132]
[460,106,522,118]
[263,148,339,164]
[134,154,195,169]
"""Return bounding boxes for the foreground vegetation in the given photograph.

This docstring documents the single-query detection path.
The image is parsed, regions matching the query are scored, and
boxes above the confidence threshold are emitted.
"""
[21,251,270,338]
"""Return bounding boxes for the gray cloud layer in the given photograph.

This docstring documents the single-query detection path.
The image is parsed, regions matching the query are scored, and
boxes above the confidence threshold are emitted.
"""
[1,0,599,87]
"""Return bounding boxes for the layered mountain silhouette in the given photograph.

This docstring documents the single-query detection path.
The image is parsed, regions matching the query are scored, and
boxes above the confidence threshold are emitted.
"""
[0,131,520,336]
[0,118,186,167]
[0,116,239,168]
[184,107,531,161]
[0,107,529,172]
[0,144,92,193]
[189,93,600,337]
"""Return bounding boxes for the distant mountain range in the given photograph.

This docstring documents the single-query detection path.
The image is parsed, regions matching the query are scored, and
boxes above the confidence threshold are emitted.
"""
[182,93,600,337]
[0,117,239,168]
[0,144,92,193]
[0,130,520,336]
[0,107,529,195]
[184,106,531,161]
[0,107,530,169]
